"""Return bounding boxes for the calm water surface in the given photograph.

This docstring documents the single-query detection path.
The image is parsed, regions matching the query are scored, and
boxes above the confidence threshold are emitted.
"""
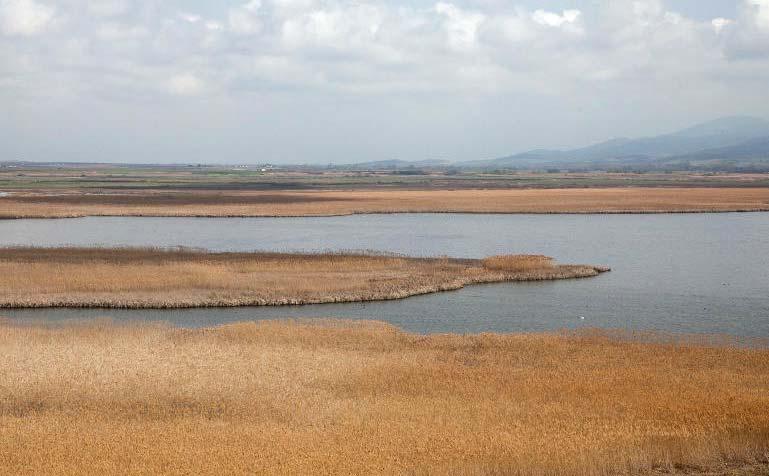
[1,213,768,336]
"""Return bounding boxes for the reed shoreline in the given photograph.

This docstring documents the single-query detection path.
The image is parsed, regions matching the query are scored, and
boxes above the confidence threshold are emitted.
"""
[3,208,769,221]
[0,248,609,309]
[1,187,769,218]
[0,318,767,475]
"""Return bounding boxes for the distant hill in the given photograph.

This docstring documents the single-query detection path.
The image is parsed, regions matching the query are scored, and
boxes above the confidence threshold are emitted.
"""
[338,159,452,170]
[460,116,769,169]
[324,116,769,172]
[654,136,769,170]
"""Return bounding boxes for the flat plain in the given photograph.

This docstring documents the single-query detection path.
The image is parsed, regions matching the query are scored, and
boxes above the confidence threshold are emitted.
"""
[0,319,767,475]
[2,166,769,218]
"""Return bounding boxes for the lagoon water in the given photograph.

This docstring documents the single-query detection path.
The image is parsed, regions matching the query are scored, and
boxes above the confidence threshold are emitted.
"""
[1,213,768,336]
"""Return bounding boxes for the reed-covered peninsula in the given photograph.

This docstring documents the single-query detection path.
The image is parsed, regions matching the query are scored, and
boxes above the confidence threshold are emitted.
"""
[0,248,608,308]
[0,319,767,475]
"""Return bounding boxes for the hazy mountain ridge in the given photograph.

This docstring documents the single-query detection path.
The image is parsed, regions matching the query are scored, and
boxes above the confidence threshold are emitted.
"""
[658,136,769,164]
[461,116,769,169]
[6,117,767,172]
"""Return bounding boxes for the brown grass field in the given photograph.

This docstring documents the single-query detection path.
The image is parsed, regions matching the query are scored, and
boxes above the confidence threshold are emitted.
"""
[0,248,607,308]
[0,319,767,475]
[1,187,769,218]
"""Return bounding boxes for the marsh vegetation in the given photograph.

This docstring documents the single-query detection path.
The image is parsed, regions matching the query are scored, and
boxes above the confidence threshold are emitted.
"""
[0,319,766,475]
[2,187,769,218]
[0,247,607,308]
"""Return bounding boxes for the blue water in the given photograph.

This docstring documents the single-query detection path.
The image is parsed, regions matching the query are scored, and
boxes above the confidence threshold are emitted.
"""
[1,213,767,336]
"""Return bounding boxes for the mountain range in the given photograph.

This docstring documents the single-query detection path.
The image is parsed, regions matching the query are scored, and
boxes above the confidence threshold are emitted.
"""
[345,116,769,172]
[457,116,769,171]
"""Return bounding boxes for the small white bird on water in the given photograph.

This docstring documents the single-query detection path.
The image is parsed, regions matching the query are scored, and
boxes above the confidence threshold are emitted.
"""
[579,316,586,320]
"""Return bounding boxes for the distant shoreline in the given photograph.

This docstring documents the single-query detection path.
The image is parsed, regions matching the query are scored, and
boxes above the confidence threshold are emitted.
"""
[2,187,769,219]
[3,209,769,221]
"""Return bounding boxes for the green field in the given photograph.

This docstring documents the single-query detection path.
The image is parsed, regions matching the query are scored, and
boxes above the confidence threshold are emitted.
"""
[2,163,769,191]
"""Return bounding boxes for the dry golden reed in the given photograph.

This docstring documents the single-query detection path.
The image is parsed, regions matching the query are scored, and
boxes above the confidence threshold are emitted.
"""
[2,187,769,218]
[482,254,554,272]
[0,247,607,308]
[0,319,767,475]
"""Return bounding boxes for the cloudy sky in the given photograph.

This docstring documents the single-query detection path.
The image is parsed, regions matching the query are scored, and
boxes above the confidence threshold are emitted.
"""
[1,0,768,164]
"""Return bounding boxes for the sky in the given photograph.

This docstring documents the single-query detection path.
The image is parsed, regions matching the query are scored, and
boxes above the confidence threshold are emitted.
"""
[1,0,768,164]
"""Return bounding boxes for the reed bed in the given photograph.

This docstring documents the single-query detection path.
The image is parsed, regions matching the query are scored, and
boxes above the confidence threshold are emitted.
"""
[0,247,607,308]
[2,187,769,218]
[482,254,554,272]
[0,319,767,475]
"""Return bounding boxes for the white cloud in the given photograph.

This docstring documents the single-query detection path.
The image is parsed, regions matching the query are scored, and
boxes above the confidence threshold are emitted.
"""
[632,0,664,20]
[86,0,127,18]
[435,2,485,51]
[712,17,733,33]
[532,9,580,28]
[166,73,206,96]
[228,0,262,34]
[180,13,201,24]
[747,0,769,29]
[719,0,769,59]
[3,0,769,164]
[281,3,387,53]
[2,0,769,101]
[96,22,147,40]
[0,0,54,36]
[492,17,531,43]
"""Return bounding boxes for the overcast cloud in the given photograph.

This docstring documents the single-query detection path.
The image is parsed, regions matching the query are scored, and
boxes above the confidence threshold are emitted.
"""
[1,0,769,163]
